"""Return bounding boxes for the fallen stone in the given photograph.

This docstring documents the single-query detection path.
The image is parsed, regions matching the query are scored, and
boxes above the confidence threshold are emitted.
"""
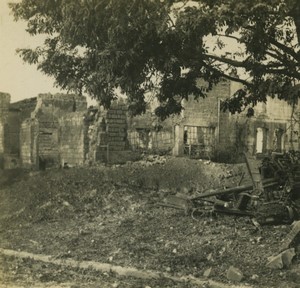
[226,266,243,282]
[266,254,283,269]
[203,267,212,278]
[280,220,300,252]
[266,248,295,269]
[206,253,213,261]
[250,274,259,281]
[281,248,296,267]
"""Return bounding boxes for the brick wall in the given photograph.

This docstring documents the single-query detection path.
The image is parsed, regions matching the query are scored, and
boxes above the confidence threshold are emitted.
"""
[87,102,141,164]
[93,102,128,162]
[106,102,127,151]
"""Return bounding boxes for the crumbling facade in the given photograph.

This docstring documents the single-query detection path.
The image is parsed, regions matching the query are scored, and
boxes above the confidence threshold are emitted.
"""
[128,79,300,160]
[1,82,299,169]
[0,93,87,169]
[0,92,138,169]
[127,79,238,158]
[85,100,137,164]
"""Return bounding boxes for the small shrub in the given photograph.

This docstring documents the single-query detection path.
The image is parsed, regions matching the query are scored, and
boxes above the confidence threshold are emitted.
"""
[135,176,146,188]
[212,145,243,163]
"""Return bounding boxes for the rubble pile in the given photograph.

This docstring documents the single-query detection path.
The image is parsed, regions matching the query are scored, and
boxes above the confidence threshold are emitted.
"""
[0,155,300,287]
[162,152,300,224]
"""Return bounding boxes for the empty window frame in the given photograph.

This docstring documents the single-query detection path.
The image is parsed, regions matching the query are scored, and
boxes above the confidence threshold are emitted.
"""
[183,126,215,158]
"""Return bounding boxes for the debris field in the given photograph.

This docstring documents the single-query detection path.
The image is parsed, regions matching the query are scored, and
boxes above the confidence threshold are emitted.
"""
[0,155,300,288]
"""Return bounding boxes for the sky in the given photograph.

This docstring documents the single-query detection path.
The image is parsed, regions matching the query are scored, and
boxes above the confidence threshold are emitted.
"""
[0,0,65,103]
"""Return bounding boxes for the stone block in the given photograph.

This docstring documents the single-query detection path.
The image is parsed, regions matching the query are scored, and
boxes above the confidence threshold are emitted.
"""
[281,248,296,268]
[266,254,283,269]
[267,248,295,269]
[203,267,212,278]
[226,266,243,282]
[280,221,300,252]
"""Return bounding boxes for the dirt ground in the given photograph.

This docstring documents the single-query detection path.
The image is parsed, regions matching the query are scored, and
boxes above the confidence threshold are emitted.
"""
[0,156,299,288]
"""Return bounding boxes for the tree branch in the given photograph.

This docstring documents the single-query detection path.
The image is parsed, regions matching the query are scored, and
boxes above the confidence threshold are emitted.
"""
[202,62,251,87]
[265,68,300,79]
[216,34,241,42]
[206,53,247,68]
[244,24,299,61]
[269,38,299,61]
[265,50,285,63]
[221,73,251,86]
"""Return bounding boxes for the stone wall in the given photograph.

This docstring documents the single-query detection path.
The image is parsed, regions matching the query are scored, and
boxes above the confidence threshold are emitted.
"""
[232,97,299,155]
[20,119,39,168]
[10,98,37,122]
[106,102,127,151]
[0,93,10,168]
[180,79,232,157]
[6,109,20,155]
[127,80,233,158]
[127,79,299,159]
[2,92,138,169]
[37,114,60,168]
[1,81,299,169]
[11,93,88,169]
[29,94,88,168]
[94,101,132,163]
[127,111,174,153]
[3,98,38,168]
[85,102,141,164]
[31,93,86,118]
[60,113,86,166]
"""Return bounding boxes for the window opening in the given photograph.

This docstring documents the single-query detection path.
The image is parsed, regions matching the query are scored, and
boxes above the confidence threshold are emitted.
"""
[256,127,264,154]
[183,126,215,159]
[274,128,284,152]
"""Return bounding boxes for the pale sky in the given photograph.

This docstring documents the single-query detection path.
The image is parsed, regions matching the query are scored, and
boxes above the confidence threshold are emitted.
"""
[0,0,65,103]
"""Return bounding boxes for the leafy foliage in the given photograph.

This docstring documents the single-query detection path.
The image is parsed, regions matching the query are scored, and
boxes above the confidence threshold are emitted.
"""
[10,0,300,117]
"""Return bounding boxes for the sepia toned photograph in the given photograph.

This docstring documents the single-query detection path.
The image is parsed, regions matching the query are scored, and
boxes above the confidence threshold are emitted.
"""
[0,1,300,287]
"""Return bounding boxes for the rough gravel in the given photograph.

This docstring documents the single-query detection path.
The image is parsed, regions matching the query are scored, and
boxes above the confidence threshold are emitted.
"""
[0,156,299,288]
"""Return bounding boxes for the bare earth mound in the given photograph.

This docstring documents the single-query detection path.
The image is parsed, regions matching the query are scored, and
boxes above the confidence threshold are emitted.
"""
[0,157,299,287]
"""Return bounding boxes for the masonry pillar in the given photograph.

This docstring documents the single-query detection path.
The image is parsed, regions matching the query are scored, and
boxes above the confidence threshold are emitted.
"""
[172,124,184,156]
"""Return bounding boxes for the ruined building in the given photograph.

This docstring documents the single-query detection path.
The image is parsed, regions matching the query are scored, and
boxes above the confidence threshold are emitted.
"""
[128,79,300,160]
[1,81,299,169]
[0,92,136,169]
[0,92,87,169]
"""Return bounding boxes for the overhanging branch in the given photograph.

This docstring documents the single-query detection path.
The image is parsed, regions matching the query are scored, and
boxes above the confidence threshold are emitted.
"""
[216,34,242,42]
[202,62,251,87]
[244,25,299,61]
[269,38,299,61]
[206,53,247,68]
